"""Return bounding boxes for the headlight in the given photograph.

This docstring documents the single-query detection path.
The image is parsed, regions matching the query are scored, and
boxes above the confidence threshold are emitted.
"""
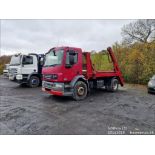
[16,74,23,80]
[53,83,64,91]
[52,74,58,79]
[54,83,63,88]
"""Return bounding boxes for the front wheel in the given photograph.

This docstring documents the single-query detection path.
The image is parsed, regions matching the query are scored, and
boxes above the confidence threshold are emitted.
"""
[73,81,88,100]
[28,76,40,88]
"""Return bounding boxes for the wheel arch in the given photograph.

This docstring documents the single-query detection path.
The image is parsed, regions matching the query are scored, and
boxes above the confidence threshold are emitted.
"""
[70,75,89,91]
[27,72,41,84]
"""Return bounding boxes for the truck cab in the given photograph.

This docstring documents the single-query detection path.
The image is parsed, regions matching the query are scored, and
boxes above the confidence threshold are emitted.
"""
[3,64,10,76]
[42,46,124,100]
[9,53,44,87]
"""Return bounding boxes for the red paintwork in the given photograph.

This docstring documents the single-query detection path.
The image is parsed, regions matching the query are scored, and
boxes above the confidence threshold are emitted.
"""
[42,46,124,95]
[50,90,63,96]
[42,65,64,82]
[81,47,124,86]
[42,88,63,96]
[107,47,124,86]
[42,47,83,82]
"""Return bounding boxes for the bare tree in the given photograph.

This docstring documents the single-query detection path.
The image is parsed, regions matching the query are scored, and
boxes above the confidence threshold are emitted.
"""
[122,19,155,44]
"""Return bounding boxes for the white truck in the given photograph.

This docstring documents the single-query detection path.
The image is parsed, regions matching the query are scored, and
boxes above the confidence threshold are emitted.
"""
[8,53,44,87]
[3,64,10,76]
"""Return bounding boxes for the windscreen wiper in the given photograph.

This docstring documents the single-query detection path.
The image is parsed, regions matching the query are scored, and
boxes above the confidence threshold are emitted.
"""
[44,64,59,67]
[10,64,20,66]
[50,64,59,66]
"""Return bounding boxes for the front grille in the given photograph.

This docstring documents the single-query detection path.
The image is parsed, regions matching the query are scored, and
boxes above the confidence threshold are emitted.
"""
[44,74,58,80]
[44,74,52,79]
[9,68,17,74]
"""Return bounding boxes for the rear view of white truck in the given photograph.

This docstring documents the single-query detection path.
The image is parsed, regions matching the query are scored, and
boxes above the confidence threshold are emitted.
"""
[9,53,44,87]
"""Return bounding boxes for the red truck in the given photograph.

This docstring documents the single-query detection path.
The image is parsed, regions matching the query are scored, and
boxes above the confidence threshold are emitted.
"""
[42,46,124,100]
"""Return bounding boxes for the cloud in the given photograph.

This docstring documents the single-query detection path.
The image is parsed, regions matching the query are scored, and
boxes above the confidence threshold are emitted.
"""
[0,19,133,55]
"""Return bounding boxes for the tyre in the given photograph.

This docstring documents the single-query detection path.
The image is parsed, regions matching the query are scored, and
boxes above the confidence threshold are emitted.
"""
[28,76,40,88]
[73,81,88,100]
[106,78,119,92]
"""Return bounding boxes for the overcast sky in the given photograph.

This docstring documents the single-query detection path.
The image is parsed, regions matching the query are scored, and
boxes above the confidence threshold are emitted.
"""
[0,19,133,55]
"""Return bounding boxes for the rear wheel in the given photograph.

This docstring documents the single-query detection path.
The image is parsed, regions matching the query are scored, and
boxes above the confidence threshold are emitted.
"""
[28,76,40,88]
[106,78,119,92]
[73,81,88,100]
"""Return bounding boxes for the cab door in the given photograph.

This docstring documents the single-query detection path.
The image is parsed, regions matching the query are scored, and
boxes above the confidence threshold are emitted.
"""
[63,49,82,82]
[21,55,38,74]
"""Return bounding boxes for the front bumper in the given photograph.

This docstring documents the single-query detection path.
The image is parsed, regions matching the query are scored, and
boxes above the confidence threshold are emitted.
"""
[42,81,72,96]
[42,88,63,96]
[9,74,28,83]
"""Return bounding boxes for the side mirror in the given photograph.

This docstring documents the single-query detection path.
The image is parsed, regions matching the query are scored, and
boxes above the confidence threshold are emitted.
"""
[65,50,76,68]
[69,54,75,65]
[22,57,26,65]
[40,57,44,66]
[65,55,74,68]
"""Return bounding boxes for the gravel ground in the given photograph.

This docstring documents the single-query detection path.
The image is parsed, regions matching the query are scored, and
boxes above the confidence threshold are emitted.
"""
[0,76,155,135]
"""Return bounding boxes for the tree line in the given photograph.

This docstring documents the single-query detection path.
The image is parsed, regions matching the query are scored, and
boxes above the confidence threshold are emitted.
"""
[113,41,155,84]
[92,19,155,84]
[0,55,11,74]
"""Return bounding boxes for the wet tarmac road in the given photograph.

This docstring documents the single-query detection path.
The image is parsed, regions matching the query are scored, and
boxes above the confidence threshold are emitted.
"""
[0,76,155,134]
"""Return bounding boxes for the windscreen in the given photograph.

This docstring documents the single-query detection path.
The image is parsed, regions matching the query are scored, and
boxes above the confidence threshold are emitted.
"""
[44,49,64,67]
[10,55,21,65]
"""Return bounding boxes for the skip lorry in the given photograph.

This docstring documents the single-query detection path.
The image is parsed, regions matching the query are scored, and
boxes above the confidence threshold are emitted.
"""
[42,46,124,100]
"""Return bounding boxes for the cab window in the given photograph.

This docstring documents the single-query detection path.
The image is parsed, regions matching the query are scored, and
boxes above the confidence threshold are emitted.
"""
[66,51,78,65]
[22,56,33,65]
